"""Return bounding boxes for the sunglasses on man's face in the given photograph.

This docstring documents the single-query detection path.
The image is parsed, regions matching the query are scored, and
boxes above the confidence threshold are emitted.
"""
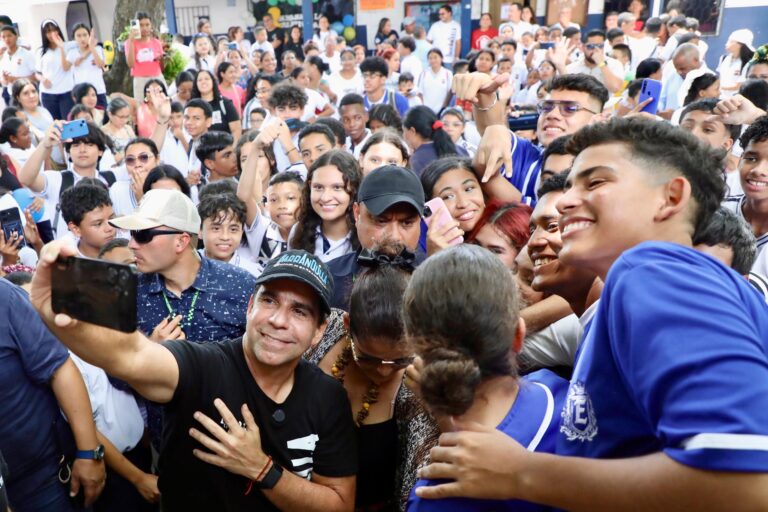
[124,153,152,167]
[131,229,185,244]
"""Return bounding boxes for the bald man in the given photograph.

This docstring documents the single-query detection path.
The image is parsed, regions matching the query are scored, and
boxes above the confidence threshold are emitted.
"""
[659,43,707,114]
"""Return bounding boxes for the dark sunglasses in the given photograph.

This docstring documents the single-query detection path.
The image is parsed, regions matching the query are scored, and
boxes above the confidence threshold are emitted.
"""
[537,100,599,117]
[124,153,152,166]
[131,229,185,244]
[350,339,415,370]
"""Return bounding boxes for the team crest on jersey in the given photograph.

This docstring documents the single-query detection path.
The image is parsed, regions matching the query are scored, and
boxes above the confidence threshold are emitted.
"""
[560,381,598,442]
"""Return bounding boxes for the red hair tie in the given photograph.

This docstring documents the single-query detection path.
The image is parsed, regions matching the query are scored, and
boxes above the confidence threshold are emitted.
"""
[432,120,444,130]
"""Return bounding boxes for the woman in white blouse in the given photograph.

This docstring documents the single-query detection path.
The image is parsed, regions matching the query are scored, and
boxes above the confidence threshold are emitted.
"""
[35,19,74,120]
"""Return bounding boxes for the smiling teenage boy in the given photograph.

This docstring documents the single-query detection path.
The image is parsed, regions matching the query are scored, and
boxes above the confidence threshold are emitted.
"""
[415,117,768,511]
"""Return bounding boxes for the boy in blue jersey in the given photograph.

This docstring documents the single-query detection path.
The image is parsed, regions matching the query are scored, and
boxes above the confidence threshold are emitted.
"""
[414,117,768,510]
[452,72,608,206]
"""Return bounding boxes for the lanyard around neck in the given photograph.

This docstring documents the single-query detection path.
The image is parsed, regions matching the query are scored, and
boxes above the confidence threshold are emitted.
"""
[162,289,201,328]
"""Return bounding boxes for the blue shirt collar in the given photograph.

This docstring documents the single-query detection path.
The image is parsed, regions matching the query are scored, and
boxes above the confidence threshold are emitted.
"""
[147,256,211,294]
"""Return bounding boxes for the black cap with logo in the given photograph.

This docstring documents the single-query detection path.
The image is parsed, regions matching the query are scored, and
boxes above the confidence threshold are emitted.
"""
[254,250,334,314]
[357,165,425,216]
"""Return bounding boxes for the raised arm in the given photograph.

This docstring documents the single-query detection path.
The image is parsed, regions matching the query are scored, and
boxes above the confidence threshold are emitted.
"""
[20,122,62,192]
[148,90,172,152]
[237,134,267,226]
[30,241,179,404]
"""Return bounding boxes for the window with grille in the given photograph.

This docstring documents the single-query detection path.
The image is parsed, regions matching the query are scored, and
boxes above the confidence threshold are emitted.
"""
[662,0,724,36]
[175,6,211,36]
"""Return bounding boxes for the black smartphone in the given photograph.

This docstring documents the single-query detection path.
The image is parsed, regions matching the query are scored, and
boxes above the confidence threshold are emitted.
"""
[0,207,26,249]
[508,113,540,131]
[52,256,138,333]
[539,42,555,50]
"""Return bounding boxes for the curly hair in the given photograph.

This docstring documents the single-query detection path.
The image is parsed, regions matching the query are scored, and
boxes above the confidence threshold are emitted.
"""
[290,149,361,254]
[739,115,768,151]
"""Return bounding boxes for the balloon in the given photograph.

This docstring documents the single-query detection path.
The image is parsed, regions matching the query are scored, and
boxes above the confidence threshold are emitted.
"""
[267,0,278,6]
[12,188,44,223]
[331,21,344,35]
[268,6,281,20]
[287,0,296,5]
[343,14,354,27]
[343,26,356,42]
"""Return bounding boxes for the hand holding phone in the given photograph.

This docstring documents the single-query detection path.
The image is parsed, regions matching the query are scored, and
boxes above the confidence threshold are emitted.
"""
[638,78,662,115]
[60,119,89,140]
[131,19,141,39]
[0,207,26,249]
[424,197,463,250]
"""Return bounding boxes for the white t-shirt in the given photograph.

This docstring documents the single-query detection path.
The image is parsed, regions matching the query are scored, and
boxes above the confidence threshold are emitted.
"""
[717,54,746,98]
[109,181,139,217]
[312,30,338,53]
[327,70,364,105]
[66,47,106,94]
[36,47,75,94]
[35,169,111,238]
[400,54,423,81]
[302,88,331,121]
[566,57,624,88]
[427,20,462,64]
[417,66,452,114]
[159,130,191,175]
[499,20,533,41]
[250,40,274,57]
[0,46,36,95]
[320,52,341,74]
[185,55,216,72]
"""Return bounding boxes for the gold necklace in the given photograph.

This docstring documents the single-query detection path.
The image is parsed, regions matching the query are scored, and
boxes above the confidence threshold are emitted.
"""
[332,337,379,426]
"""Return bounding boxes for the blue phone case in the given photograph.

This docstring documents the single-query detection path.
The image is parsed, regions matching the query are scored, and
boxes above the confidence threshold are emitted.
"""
[60,119,89,140]
[639,79,662,115]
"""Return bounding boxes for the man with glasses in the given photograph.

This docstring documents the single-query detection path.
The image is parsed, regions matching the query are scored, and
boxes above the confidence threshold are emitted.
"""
[110,189,256,343]
[30,240,358,511]
[566,29,624,94]
[20,120,117,239]
[359,56,410,117]
[453,73,607,206]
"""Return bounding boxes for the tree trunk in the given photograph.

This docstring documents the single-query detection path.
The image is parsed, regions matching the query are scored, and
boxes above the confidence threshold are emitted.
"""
[104,0,166,97]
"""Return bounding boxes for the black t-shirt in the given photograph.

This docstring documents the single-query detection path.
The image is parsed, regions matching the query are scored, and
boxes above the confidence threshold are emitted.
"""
[0,449,7,512]
[158,338,357,512]
[208,97,240,133]
[267,27,285,63]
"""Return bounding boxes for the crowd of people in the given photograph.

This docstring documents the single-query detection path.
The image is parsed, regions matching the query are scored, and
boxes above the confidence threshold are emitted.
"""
[1,1,768,511]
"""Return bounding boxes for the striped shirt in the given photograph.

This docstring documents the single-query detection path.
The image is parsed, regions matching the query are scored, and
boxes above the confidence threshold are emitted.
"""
[722,195,768,254]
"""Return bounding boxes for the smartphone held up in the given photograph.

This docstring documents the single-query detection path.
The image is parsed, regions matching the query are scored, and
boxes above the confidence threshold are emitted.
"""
[52,256,138,333]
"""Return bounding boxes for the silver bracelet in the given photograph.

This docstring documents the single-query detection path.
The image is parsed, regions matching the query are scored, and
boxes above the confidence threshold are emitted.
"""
[475,90,499,112]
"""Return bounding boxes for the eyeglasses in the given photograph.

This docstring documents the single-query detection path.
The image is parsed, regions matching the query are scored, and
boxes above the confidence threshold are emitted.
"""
[585,43,603,50]
[350,338,415,370]
[124,153,152,166]
[362,72,385,80]
[131,229,185,244]
[537,100,599,117]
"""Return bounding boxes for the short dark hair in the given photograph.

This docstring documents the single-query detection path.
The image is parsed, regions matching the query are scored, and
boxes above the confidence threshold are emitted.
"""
[368,103,403,132]
[171,101,184,114]
[550,74,610,110]
[124,137,159,157]
[541,135,572,166]
[693,207,756,275]
[566,117,726,237]
[60,183,112,226]
[611,43,631,62]
[739,79,768,112]
[198,193,247,226]
[398,72,415,84]
[606,28,625,41]
[585,29,605,40]
[135,11,152,21]
[537,171,569,198]
[740,115,768,151]
[1,106,21,122]
[98,238,129,259]
[315,117,346,145]
[420,156,475,199]
[196,130,235,167]
[563,27,581,39]
[501,39,517,50]
[635,58,663,79]
[185,98,213,118]
[668,15,687,28]
[299,123,336,146]
[398,36,416,52]
[268,170,304,188]
[681,99,741,142]
[143,165,192,197]
[267,83,308,109]
[0,25,18,36]
[359,56,389,77]
[627,79,643,98]
[339,93,365,109]
[644,16,663,34]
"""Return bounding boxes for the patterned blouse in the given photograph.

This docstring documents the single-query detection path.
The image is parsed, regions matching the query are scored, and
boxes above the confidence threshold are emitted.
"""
[304,309,441,510]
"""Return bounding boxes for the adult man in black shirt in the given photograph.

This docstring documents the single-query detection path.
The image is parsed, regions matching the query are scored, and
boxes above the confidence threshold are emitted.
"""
[30,245,357,512]
[262,14,285,68]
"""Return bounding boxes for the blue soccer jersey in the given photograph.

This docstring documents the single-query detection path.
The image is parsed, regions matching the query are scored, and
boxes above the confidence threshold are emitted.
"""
[557,242,768,471]
[408,369,568,512]
[500,132,543,207]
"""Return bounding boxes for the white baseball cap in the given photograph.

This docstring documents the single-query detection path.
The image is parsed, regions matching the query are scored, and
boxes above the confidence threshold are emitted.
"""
[728,29,755,52]
[110,189,200,234]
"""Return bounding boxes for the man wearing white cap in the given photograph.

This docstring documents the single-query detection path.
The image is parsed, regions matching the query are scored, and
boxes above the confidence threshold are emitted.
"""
[110,189,256,343]
[717,29,755,97]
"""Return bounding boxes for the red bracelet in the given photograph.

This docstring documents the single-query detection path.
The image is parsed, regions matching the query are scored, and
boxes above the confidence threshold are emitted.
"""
[244,456,273,496]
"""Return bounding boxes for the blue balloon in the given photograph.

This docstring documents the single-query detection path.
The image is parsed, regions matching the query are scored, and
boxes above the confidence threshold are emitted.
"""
[342,14,354,27]
[331,21,345,35]
[12,188,44,223]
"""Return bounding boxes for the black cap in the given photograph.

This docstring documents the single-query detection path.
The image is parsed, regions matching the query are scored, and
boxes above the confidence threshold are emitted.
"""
[254,250,334,315]
[357,165,425,216]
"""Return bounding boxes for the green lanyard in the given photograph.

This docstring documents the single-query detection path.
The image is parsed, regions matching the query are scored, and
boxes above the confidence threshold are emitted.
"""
[162,289,201,328]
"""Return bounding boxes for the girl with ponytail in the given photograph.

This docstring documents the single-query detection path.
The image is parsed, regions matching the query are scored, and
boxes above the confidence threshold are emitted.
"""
[304,240,437,510]
[403,244,568,511]
[403,105,469,175]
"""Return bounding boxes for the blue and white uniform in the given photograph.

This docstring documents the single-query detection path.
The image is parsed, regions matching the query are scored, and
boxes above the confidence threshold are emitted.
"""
[500,132,543,207]
[407,369,568,511]
[558,242,768,471]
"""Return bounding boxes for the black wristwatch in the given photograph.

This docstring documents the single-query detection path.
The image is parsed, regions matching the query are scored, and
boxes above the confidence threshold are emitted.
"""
[75,444,105,461]
[258,462,283,489]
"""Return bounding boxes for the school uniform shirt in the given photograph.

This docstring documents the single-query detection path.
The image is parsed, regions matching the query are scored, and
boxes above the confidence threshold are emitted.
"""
[722,194,768,260]
[417,67,452,115]
[36,47,74,95]
[66,46,107,94]
[197,248,262,277]
[363,90,410,117]
[287,224,355,263]
[717,54,746,98]
[250,40,274,57]
[208,97,240,133]
[321,51,342,74]
[410,142,469,176]
[157,339,357,511]
[408,369,568,512]
[109,180,141,217]
[185,55,216,73]
[69,353,144,453]
[136,257,256,343]
[749,271,768,302]
[557,242,768,472]
[345,128,372,159]
[0,46,36,96]
[327,71,364,106]
[498,131,545,207]
[302,88,331,121]
[400,54,423,82]
[243,212,289,270]
[34,169,111,238]
[159,129,190,176]
[427,20,462,64]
